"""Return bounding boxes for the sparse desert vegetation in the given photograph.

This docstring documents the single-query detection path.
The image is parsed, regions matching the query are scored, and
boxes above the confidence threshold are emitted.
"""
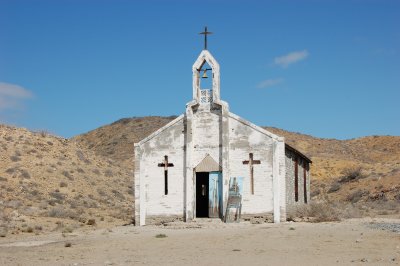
[1,117,399,237]
[0,124,133,236]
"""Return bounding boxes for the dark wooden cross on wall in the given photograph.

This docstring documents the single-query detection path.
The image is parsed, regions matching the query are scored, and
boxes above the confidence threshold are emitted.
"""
[158,155,174,195]
[243,153,261,195]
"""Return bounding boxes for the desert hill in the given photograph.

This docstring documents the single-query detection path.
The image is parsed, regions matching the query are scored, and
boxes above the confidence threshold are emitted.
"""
[1,117,399,236]
[73,116,177,169]
[75,116,400,205]
[0,124,133,236]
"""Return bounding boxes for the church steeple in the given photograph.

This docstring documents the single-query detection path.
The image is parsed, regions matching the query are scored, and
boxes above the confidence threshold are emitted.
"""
[192,27,220,104]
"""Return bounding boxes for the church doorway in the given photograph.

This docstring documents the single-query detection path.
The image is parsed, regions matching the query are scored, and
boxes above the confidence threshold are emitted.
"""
[196,172,209,217]
[195,171,222,218]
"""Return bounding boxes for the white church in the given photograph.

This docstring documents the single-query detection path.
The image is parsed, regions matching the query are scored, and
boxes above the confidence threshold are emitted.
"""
[134,28,311,226]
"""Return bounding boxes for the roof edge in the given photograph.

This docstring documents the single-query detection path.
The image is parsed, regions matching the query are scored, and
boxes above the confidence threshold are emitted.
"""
[285,143,312,163]
[229,112,284,141]
[134,114,184,147]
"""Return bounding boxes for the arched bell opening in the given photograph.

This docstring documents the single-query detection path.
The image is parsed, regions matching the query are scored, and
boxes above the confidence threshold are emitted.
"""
[197,61,214,104]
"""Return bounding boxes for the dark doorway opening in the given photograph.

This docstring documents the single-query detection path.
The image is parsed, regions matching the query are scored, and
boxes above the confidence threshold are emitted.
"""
[196,172,209,217]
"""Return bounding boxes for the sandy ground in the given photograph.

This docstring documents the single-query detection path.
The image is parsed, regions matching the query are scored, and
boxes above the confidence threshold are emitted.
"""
[0,218,399,266]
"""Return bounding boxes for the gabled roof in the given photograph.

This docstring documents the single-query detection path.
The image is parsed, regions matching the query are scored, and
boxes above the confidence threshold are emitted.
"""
[285,143,312,163]
[228,112,284,142]
[134,114,184,147]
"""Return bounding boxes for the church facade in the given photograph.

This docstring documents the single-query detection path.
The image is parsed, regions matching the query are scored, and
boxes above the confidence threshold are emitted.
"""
[134,41,311,226]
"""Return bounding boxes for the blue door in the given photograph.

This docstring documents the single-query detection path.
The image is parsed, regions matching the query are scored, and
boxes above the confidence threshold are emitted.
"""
[208,171,222,218]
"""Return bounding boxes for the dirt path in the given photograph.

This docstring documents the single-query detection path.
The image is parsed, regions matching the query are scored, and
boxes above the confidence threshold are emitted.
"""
[0,218,399,265]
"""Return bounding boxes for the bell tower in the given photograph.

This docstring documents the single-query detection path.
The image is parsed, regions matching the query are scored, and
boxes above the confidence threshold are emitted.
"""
[192,27,221,104]
[184,27,230,222]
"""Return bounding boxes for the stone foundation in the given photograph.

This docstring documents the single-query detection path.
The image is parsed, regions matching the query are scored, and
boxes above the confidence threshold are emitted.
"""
[145,215,184,226]
[240,213,274,224]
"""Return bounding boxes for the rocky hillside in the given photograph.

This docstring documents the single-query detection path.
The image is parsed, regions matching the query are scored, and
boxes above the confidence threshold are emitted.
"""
[75,116,400,206]
[266,127,400,207]
[73,116,177,169]
[0,125,133,236]
[1,116,399,236]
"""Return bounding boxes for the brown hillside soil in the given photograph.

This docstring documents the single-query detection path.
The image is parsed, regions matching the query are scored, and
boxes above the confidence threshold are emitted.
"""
[75,116,400,208]
[73,116,176,169]
[0,125,133,237]
[266,127,400,206]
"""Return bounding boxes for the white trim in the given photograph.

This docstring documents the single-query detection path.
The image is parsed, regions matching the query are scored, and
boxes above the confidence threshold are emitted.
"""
[273,141,281,223]
[228,112,284,141]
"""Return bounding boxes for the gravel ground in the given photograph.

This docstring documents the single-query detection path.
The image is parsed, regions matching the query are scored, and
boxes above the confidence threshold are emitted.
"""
[368,222,400,233]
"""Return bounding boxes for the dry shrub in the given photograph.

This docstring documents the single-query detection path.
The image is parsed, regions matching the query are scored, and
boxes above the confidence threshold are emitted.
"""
[112,189,125,200]
[77,168,85,173]
[339,204,363,219]
[20,170,31,179]
[5,167,17,175]
[38,130,48,137]
[347,190,368,203]
[97,188,106,197]
[0,227,7,237]
[310,188,320,198]
[5,200,22,209]
[87,219,96,225]
[327,182,341,193]
[10,155,21,162]
[62,227,73,233]
[92,169,101,175]
[105,169,113,177]
[370,200,400,212]
[76,150,90,164]
[23,227,34,233]
[62,170,74,181]
[288,202,341,222]
[339,167,365,183]
[49,191,65,201]
[48,207,78,219]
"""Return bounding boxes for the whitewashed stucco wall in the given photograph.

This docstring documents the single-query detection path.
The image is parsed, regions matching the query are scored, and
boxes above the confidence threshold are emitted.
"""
[228,114,285,217]
[134,116,185,225]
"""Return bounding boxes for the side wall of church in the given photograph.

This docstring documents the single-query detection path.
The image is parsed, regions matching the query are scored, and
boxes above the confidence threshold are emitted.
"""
[285,149,311,207]
[135,117,185,224]
[228,115,276,215]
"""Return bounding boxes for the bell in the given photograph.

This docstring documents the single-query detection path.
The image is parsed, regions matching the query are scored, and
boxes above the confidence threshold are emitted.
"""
[202,69,208,79]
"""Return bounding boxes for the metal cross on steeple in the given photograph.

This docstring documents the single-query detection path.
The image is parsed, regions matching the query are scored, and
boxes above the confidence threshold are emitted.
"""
[199,26,213,50]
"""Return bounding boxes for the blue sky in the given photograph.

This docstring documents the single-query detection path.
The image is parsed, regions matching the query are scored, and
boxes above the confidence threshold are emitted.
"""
[0,0,399,139]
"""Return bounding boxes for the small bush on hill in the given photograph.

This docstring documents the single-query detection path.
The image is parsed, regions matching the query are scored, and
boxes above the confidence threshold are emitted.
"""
[328,182,341,193]
[20,170,31,179]
[48,207,78,219]
[105,169,113,177]
[339,167,365,183]
[347,190,368,203]
[10,155,20,162]
[62,171,74,181]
